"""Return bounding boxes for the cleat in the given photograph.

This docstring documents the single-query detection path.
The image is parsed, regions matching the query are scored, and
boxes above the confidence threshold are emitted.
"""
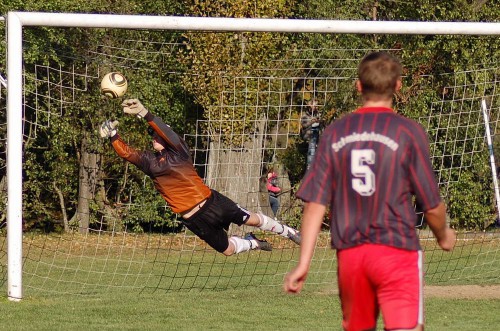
[244,232,272,251]
[287,229,301,245]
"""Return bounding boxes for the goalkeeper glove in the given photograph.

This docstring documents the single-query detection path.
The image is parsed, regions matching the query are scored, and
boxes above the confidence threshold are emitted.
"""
[122,99,149,118]
[99,120,119,138]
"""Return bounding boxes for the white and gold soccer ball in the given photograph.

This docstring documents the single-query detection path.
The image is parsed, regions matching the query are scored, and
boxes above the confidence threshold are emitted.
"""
[100,72,128,98]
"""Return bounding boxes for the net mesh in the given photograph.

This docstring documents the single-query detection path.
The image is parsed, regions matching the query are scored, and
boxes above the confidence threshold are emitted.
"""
[0,29,499,295]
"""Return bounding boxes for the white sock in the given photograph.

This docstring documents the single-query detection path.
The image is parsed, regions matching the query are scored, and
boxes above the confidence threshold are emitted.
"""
[229,236,253,254]
[257,213,292,237]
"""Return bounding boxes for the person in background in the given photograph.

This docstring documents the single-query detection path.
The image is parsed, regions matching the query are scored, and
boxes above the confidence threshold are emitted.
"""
[300,99,321,141]
[301,99,322,169]
[100,99,301,256]
[284,52,456,331]
[266,169,281,217]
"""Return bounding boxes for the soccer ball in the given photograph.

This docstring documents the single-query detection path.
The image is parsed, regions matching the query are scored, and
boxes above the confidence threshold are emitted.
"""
[100,72,128,98]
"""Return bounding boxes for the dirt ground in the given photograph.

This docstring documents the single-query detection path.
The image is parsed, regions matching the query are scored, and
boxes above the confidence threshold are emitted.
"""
[425,285,500,299]
[319,284,500,299]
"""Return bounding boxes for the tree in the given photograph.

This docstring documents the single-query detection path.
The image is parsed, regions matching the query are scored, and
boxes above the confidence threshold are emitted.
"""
[179,0,297,213]
[0,0,498,232]
[0,0,189,232]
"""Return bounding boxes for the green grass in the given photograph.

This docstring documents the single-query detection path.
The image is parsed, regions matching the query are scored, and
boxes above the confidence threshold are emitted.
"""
[425,298,500,330]
[0,232,499,329]
[13,231,499,295]
[0,286,499,330]
[9,232,337,294]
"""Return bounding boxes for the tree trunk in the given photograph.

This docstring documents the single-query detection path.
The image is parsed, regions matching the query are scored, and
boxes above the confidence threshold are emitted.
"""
[205,118,271,235]
[53,182,70,232]
[76,135,100,233]
[95,158,124,233]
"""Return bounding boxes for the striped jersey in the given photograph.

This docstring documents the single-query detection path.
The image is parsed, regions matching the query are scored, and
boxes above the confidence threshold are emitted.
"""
[296,107,442,251]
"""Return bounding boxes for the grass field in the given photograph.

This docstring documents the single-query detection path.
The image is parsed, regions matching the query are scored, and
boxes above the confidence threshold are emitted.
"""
[11,231,499,292]
[0,232,499,330]
[0,285,499,330]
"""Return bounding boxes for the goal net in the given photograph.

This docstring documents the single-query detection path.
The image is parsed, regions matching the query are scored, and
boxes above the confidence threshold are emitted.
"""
[1,13,500,300]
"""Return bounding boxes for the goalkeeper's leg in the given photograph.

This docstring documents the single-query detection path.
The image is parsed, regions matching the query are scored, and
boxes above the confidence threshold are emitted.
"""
[246,213,301,245]
[228,234,272,255]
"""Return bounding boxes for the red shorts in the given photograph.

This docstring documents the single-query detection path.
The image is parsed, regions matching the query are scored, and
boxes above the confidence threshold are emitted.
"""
[337,244,423,331]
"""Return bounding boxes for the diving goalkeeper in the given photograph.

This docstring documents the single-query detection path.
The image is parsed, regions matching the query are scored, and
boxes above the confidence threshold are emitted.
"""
[99,99,300,255]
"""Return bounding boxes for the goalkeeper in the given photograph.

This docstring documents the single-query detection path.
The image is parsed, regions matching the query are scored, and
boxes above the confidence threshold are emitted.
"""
[99,99,300,255]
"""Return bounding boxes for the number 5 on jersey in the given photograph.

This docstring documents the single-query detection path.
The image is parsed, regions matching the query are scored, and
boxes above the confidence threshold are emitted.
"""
[351,149,375,196]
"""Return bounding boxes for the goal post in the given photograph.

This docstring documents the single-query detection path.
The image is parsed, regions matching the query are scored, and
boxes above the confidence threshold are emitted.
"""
[5,12,500,301]
[6,12,23,302]
[482,99,500,223]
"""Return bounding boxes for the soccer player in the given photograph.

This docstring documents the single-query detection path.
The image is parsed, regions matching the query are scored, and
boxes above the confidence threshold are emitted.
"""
[99,99,301,256]
[283,52,456,331]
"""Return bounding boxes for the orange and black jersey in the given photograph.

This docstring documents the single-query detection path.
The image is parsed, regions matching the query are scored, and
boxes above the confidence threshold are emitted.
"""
[110,112,211,214]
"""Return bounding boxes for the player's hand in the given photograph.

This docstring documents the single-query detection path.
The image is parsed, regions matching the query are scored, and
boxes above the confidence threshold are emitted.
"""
[283,265,309,294]
[122,99,148,118]
[99,120,119,138]
[438,227,456,251]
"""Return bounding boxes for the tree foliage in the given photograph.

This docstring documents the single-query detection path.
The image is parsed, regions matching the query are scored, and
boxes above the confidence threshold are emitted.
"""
[0,0,189,232]
[0,0,499,232]
[178,0,297,147]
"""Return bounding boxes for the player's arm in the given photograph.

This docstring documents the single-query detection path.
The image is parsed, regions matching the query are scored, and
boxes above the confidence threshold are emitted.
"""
[410,123,456,251]
[146,113,188,154]
[121,99,188,156]
[110,136,144,167]
[424,201,456,251]
[284,124,332,294]
[99,120,146,169]
[284,201,326,294]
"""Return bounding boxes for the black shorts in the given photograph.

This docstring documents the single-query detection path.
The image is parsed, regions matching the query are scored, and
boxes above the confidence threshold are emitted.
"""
[181,190,251,253]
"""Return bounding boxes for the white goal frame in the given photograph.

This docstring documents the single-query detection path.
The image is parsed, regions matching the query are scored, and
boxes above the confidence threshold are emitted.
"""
[6,11,500,301]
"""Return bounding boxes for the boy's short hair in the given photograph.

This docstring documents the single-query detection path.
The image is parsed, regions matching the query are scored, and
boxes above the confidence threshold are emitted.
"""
[358,52,402,100]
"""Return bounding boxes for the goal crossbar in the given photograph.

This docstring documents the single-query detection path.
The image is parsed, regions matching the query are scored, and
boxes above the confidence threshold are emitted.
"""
[6,11,500,301]
[8,12,500,34]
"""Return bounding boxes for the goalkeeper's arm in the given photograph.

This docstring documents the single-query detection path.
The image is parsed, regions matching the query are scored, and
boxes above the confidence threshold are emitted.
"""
[121,99,191,158]
[99,119,146,170]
